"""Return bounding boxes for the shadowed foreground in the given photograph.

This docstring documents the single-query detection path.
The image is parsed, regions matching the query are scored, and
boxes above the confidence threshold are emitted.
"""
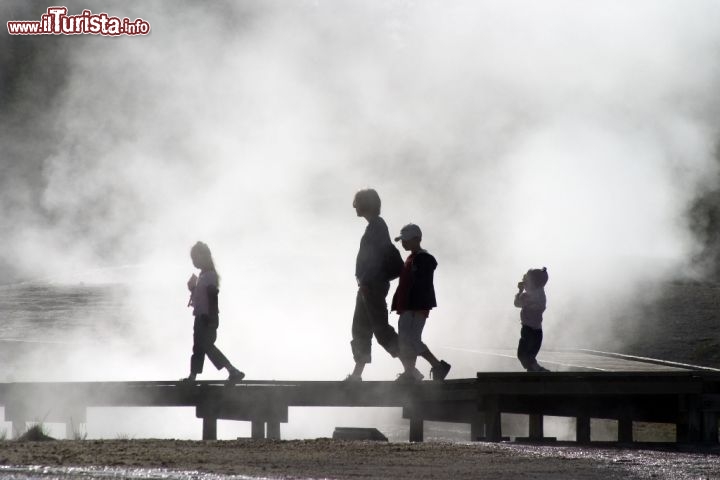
[0,439,719,479]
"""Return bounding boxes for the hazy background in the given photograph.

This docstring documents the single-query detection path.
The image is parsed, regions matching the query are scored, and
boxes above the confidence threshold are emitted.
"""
[2,0,720,439]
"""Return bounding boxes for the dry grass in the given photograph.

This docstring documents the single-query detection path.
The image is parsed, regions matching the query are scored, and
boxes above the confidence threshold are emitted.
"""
[17,424,55,442]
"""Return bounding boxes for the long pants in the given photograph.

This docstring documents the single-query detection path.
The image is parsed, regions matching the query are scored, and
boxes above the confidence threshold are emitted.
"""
[517,325,543,370]
[191,314,232,374]
[398,311,429,360]
[351,281,399,364]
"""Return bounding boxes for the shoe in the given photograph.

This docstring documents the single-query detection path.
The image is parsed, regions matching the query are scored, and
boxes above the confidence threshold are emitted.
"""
[344,373,362,382]
[527,363,549,372]
[180,375,196,383]
[396,368,424,383]
[395,372,414,383]
[430,360,451,381]
[227,369,245,382]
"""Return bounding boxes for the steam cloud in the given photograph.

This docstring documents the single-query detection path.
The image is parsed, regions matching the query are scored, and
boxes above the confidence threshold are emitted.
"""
[2,0,720,411]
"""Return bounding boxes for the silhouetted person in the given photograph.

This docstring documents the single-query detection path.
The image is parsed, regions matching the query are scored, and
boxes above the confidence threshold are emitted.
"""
[345,189,400,381]
[182,241,245,383]
[514,267,550,372]
[391,224,451,382]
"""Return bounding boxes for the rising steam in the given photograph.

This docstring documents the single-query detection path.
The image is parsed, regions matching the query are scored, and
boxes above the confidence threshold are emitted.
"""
[1,1,720,438]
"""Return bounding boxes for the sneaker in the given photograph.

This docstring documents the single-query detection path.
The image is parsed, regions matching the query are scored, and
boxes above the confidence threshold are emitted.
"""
[430,360,451,381]
[536,365,551,372]
[227,369,245,382]
[344,373,362,382]
[396,368,424,383]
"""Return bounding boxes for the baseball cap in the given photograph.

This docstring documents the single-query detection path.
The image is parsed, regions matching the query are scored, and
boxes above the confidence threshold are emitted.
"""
[394,223,422,242]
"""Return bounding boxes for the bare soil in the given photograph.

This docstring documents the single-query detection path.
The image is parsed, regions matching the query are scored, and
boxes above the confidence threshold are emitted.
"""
[0,438,719,479]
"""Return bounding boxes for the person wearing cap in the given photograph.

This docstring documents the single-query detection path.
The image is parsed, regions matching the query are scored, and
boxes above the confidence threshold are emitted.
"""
[345,188,401,381]
[391,223,451,382]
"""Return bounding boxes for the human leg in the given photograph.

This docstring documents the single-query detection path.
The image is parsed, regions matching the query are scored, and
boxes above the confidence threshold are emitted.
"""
[397,311,413,365]
[399,312,451,381]
[189,316,209,377]
[528,328,543,360]
[206,342,244,379]
[198,317,230,371]
[398,311,427,361]
[528,328,547,371]
[518,325,544,371]
[348,290,373,380]
[395,312,426,382]
[420,350,440,366]
[199,317,244,380]
[363,282,399,358]
[517,325,533,370]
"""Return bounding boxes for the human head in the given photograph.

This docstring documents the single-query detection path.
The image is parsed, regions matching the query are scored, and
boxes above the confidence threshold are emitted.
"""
[190,241,215,271]
[395,223,422,251]
[353,188,381,217]
[525,267,549,289]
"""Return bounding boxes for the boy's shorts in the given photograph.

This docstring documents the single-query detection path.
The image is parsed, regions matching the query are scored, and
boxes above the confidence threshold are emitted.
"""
[398,311,429,357]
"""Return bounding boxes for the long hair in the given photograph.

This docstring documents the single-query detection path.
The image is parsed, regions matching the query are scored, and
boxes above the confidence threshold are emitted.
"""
[191,241,219,282]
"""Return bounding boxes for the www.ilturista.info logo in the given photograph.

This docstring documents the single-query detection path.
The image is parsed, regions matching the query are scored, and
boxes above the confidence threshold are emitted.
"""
[7,7,151,36]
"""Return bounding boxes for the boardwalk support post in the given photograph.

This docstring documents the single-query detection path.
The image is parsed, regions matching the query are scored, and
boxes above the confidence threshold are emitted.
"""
[576,416,591,444]
[202,417,217,440]
[251,421,265,439]
[266,421,281,440]
[618,416,633,444]
[528,414,543,441]
[702,412,718,444]
[482,396,502,442]
[409,416,424,442]
[679,395,702,443]
[470,414,484,441]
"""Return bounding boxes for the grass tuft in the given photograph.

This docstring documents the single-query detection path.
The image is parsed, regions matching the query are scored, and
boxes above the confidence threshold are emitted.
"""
[69,418,87,440]
[17,423,55,442]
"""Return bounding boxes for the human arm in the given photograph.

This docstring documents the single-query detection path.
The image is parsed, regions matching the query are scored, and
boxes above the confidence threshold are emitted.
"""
[207,284,219,317]
[409,253,437,310]
[356,218,391,286]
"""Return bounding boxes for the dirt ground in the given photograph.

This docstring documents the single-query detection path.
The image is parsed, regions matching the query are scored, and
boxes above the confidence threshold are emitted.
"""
[0,438,719,480]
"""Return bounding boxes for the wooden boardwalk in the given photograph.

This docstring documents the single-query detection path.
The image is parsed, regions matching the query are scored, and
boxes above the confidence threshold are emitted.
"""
[441,347,718,372]
[1,350,719,444]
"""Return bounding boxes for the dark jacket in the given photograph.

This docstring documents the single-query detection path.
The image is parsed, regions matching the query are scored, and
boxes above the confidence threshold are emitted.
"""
[355,216,392,286]
[391,250,438,311]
